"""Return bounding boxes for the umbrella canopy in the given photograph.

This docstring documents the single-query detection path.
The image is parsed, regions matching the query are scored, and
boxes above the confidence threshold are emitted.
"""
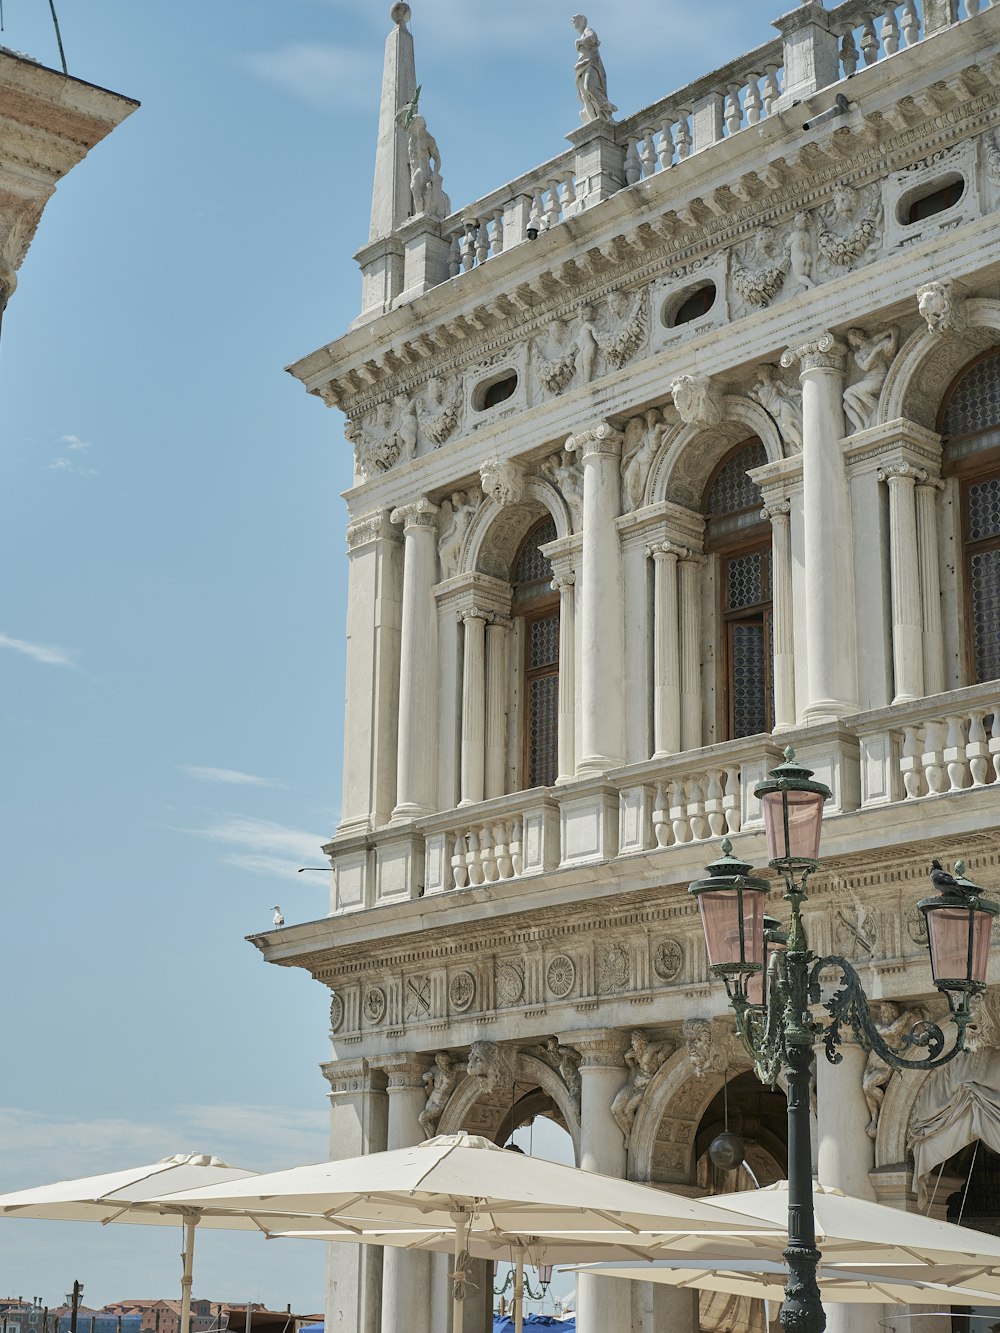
[565,1257,1000,1307]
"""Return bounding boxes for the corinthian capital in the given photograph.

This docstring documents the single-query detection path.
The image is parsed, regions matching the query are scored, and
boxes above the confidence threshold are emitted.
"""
[390,496,439,530]
[565,421,625,459]
[760,499,791,522]
[781,333,847,374]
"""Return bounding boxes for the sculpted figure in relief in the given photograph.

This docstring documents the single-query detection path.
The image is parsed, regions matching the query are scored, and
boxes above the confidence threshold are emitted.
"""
[600,289,649,369]
[394,393,419,463]
[732,228,789,309]
[480,458,526,508]
[671,374,724,428]
[395,99,451,220]
[437,489,481,579]
[917,280,966,338]
[540,1037,583,1106]
[817,184,883,270]
[536,320,578,397]
[862,1002,926,1140]
[611,1030,673,1145]
[419,1052,459,1138]
[682,1016,736,1079]
[621,408,664,512]
[788,212,816,291]
[572,15,617,123]
[419,376,462,446]
[843,326,899,434]
[749,364,802,454]
[467,1039,515,1096]
[541,449,583,531]
[576,306,600,384]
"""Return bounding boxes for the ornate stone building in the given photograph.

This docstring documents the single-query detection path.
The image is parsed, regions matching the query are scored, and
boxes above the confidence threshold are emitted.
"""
[256,4,1000,1332]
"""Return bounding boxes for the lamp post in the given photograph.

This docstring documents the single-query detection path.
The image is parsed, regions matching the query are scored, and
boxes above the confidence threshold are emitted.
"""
[690,747,999,1333]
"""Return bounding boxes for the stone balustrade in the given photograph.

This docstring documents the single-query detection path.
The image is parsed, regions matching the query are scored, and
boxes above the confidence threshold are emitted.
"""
[830,0,924,76]
[422,790,560,894]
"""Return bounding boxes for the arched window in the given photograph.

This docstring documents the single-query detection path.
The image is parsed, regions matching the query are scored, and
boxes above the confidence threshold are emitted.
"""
[704,439,772,740]
[940,349,1000,685]
[513,516,559,788]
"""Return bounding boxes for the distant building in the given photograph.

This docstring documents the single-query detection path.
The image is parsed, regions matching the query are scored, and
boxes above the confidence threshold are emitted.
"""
[0,44,137,332]
[54,1312,141,1333]
[0,1298,44,1333]
[101,1302,218,1333]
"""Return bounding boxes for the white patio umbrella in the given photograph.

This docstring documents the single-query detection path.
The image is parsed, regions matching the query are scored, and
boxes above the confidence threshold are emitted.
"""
[0,1153,358,1333]
[152,1133,784,1333]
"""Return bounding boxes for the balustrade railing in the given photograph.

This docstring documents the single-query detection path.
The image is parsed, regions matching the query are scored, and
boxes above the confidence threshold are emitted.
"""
[829,0,923,76]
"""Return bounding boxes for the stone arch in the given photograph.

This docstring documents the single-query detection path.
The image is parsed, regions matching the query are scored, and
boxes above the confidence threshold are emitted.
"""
[628,1046,752,1184]
[874,1066,931,1169]
[878,297,1000,428]
[435,1050,581,1162]
[461,479,572,581]
[645,396,785,510]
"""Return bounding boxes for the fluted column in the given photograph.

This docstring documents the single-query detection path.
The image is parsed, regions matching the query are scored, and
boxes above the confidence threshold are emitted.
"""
[322,1060,389,1333]
[916,476,946,696]
[390,498,440,819]
[647,544,682,757]
[678,552,703,752]
[762,500,796,731]
[575,1031,630,1333]
[781,335,858,721]
[485,616,510,799]
[879,464,926,704]
[565,423,625,776]
[551,573,577,783]
[459,607,490,806]
[380,1057,432,1333]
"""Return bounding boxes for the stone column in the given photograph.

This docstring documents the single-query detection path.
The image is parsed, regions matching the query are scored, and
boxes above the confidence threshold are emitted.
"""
[648,544,682,757]
[339,513,403,834]
[390,498,440,819]
[574,1031,630,1333]
[485,616,510,799]
[380,1057,432,1333]
[565,423,625,776]
[459,607,489,806]
[916,476,946,697]
[815,1036,880,1333]
[322,1059,389,1333]
[762,500,796,732]
[678,552,703,752]
[551,573,577,782]
[781,335,859,722]
[879,464,926,705]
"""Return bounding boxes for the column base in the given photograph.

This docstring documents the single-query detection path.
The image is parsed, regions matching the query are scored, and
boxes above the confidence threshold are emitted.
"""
[389,803,433,823]
[802,698,859,725]
[575,754,624,779]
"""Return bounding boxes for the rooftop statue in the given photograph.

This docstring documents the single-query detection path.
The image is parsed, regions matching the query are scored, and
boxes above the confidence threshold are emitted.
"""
[572,14,616,124]
[395,87,451,220]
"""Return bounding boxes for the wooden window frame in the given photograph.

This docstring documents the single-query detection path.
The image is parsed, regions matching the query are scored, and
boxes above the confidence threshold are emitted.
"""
[512,518,560,791]
[718,535,774,741]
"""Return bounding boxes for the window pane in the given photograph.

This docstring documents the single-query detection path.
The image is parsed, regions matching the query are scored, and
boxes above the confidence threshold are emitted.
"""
[529,613,559,669]
[971,547,1000,684]
[942,348,1000,439]
[528,673,559,787]
[968,477,1000,543]
[513,517,557,583]
[731,621,769,738]
[705,441,767,516]
[726,550,765,611]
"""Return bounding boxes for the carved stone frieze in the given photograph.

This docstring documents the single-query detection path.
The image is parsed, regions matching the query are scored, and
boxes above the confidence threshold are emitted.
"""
[596,941,630,995]
[816,183,883,271]
[329,991,345,1034]
[545,953,577,999]
[596,288,649,368]
[611,1030,674,1145]
[539,449,583,531]
[449,969,477,1012]
[495,960,525,1007]
[404,975,432,1021]
[529,1037,583,1106]
[362,985,387,1025]
[670,374,724,427]
[730,226,790,310]
[834,894,878,959]
[534,318,579,396]
[419,375,462,446]
[620,408,666,513]
[652,937,684,983]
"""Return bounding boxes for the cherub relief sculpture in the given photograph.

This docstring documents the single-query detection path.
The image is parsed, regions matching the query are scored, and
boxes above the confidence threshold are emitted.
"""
[419,1052,458,1138]
[749,364,803,454]
[346,396,418,479]
[575,305,600,384]
[395,93,451,220]
[620,408,665,512]
[572,15,617,123]
[862,1002,927,1140]
[843,326,899,433]
[788,211,816,291]
[611,1030,673,1145]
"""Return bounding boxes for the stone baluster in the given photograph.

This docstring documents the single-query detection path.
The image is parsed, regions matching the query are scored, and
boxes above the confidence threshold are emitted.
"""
[562,173,578,214]
[391,499,440,819]
[648,544,682,757]
[762,500,796,732]
[475,219,490,266]
[510,815,524,875]
[670,779,690,844]
[882,4,901,54]
[490,208,505,255]
[967,710,990,786]
[461,220,477,272]
[322,1059,388,1333]
[839,27,859,76]
[944,714,969,791]
[551,572,577,783]
[574,1032,631,1333]
[459,608,490,806]
[901,724,925,798]
[565,423,626,776]
[687,776,708,840]
[705,769,725,837]
[675,115,692,161]
[447,232,461,278]
[991,709,1000,782]
[922,720,947,795]
[878,464,926,705]
[762,65,782,114]
[860,15,879,63]
[679,552,704,751]
[657,119,676,169]
[545,178,562,228]
[901,0,920,43]
[915,476,945,697]
[640,131,657,178]
[652,783,670,847]
[745,75,763,125]
[724,86,742,136]
[485,615,510,800]
[781,335,859,723]
[380,1058,432,1333]
[624,138,642,186]
[527,191,544,237]
[724,767,741,832]
[451,833,468,889]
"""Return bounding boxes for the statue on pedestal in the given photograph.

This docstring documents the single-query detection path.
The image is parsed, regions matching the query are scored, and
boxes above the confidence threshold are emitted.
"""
[572,15,617,123]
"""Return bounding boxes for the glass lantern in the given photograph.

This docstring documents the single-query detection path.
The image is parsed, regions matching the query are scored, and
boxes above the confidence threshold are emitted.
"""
[754,748,832,869]
[689,840,770,992]
[919,863,999,998]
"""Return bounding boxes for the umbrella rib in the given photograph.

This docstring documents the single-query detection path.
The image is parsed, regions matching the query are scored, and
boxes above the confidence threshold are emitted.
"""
[587,1208,641,1235]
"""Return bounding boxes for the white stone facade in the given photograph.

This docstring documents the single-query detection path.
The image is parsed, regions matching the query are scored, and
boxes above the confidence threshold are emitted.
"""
[259,6,1000,1333]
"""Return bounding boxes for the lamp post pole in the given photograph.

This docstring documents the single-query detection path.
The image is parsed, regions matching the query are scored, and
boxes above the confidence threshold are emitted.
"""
[690,748,999,1333]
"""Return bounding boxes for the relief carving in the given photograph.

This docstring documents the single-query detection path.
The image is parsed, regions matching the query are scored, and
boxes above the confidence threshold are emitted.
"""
[817,184,883,271]
[596,941,630,994]
[598,288,649,369]
[419,1052,459,1137]
[748,364,803,454]
[834,895,878,959]
[843,327,899,434]
[652,937,684,983]
[545,953,577,999]
[495,960,526,1007]
[917,279,967,337]
[621,408,666,513]
[468,1039,516,1094]
[731,227,790,309]
[611,1030,674,1145]
[683,1016,738,1078]
[788,211,816,292]
[530,1037,583,1106]
[863,1002,927,1139]
[419,376,462,446]
[535,319,578,396]
[670,374,724,428]
[480,459,527,508]
[437,489,482,580]
[449,969,477,1012]
[329,991,345,1034]
[539,449,583,531]
[348,395,419,480]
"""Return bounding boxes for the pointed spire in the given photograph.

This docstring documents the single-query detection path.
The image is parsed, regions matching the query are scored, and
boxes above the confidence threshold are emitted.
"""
[369,3,418,242]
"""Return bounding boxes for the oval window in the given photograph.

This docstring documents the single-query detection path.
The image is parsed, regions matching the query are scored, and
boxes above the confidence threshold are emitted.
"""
[665,282,716,329]
[474,371,518,411]
[898,173,965,226]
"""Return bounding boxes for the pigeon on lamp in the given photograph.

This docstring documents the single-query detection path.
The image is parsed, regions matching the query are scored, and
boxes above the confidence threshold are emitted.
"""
[929,859,960,892]
[272,905,284,926]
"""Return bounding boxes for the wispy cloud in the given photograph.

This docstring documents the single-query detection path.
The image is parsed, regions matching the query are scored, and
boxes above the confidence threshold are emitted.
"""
[179,765,285,789]
[61,434,90,452]
[0,632,76,668]
[241,42,379,111]
[48,432,98,476]
[188,814,327,879]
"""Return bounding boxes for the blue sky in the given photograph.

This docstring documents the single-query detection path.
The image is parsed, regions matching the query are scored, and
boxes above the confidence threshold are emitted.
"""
[1,0,781,1310]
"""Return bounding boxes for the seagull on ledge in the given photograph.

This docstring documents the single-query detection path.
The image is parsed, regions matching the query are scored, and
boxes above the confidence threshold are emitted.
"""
[272,905,284,926]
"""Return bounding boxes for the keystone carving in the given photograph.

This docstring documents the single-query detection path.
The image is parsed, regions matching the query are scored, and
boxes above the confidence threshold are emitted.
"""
[917,279,967,338]
[671,374,724,427]
[683,1016,738,1078]
[419,1052,459,1138]
[467,1039,515,1095]
[611,1030,674,1145]
[480,459,526,508]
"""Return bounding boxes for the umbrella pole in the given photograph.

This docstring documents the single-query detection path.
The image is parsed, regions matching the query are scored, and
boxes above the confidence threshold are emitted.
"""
[513,1257,524,1333]
[450,1209,470,1333]
[180,1215,197,1333]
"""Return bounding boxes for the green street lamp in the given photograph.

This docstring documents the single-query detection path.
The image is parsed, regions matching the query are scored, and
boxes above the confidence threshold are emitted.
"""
[690,746,999,1333]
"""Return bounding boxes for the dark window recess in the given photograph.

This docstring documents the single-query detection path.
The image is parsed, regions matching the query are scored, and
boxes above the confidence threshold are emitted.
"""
[670,283,716,327]
[722,545,774,740]
[904,177,963,225]
[482,373,518,409]
[513,517,560,788]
